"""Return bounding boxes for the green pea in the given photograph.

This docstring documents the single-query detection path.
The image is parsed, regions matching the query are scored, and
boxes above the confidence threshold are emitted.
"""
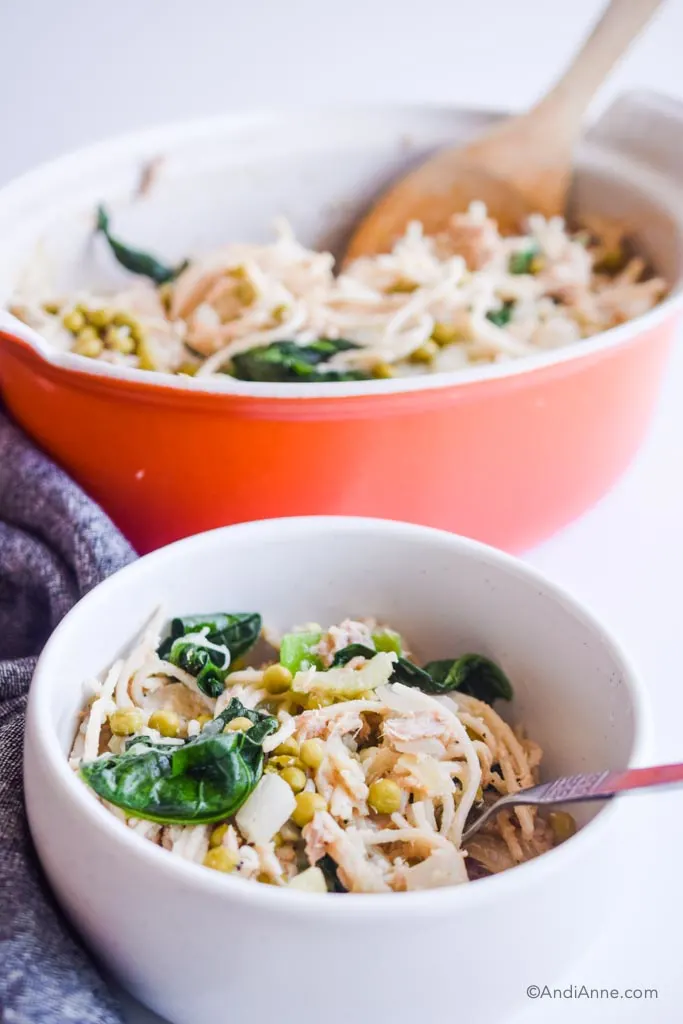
[62,310,86,334]
[368,778,401,814]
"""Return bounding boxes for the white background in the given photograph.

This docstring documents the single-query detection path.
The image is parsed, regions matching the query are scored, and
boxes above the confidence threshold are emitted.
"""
[2,1,682,1021]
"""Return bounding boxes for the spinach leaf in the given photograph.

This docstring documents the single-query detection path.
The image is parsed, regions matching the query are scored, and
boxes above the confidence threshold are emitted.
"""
[96,205,188,285]
[331,643,435,690]
[390,657,435,689]
[330,643,376,666]
[305,339,362,362]
[331,644,512,704]
[508,246,539,275]
[158,613,261,664]
[318,854,347,893]
[205,697,278,749]
[166,637,228,698]
[486,301,514,327]
[124,735,183,753]
[158,614,261,698]
[422,654,513,704]
[81,698,277,824]
[230,339,371,383]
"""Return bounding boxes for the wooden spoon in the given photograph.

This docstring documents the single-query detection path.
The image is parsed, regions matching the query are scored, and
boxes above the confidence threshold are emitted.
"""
[345,0,664,263]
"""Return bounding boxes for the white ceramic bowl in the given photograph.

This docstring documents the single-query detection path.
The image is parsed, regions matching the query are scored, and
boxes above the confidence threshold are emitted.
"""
[25,517,651,1024]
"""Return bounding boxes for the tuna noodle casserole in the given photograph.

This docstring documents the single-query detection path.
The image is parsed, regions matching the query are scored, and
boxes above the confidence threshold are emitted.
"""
[72,610,576,893]
[11,202,666,383]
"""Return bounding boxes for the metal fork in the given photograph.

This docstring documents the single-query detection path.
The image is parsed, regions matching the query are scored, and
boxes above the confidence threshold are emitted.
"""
[462,762,683,843]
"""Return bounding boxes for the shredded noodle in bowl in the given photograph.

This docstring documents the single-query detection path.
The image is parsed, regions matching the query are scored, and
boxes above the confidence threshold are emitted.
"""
[10,202,667,383]
[71,610,575,894]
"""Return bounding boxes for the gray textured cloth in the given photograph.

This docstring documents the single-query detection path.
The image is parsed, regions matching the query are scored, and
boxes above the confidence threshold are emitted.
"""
[0,407,134,1023]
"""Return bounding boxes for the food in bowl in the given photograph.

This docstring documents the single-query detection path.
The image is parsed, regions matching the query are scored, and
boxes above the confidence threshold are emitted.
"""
[72,608,575,893]
[26,515,646,1024]
[10,201,666,382]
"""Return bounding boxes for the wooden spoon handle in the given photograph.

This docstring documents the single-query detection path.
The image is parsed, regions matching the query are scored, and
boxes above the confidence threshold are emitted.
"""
[536,0,665,126]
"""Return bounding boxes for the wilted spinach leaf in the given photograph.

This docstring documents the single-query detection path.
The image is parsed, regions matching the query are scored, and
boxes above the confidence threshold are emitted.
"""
[331,644,512,704]
[331,643,435,690]
[230,339,371,383]
[159,613,261,659]
[422,654,513,704]
[486,301,514,327]
[96,205,188,285]
[82,697,277,824]
[124,735,182,753]
[205,697,278,749]
[318,854,347,893]
[331,643,378,666]
[166,637,229,698]
[508,247,539,275]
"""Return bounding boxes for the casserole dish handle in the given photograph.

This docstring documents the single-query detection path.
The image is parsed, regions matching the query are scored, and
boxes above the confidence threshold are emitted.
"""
[587,89,683,181]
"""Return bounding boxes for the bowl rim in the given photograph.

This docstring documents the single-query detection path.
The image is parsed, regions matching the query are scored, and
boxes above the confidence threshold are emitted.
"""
[26,515,653,918]
[1,99,682,401]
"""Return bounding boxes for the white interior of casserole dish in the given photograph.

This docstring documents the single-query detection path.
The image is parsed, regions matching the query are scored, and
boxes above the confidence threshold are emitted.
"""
[26,517,651,912]
[2,93,683,400]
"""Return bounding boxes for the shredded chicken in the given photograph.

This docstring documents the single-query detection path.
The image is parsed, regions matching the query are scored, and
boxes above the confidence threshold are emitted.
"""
[312,619,375,666]
[314,733,369,821]
[304,812,391,893]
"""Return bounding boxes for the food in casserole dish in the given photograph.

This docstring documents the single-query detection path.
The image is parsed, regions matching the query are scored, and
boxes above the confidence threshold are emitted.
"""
[10,201,666,383]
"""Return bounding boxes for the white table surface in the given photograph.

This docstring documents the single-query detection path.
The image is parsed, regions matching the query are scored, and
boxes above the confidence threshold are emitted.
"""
[2,0,682,1020]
